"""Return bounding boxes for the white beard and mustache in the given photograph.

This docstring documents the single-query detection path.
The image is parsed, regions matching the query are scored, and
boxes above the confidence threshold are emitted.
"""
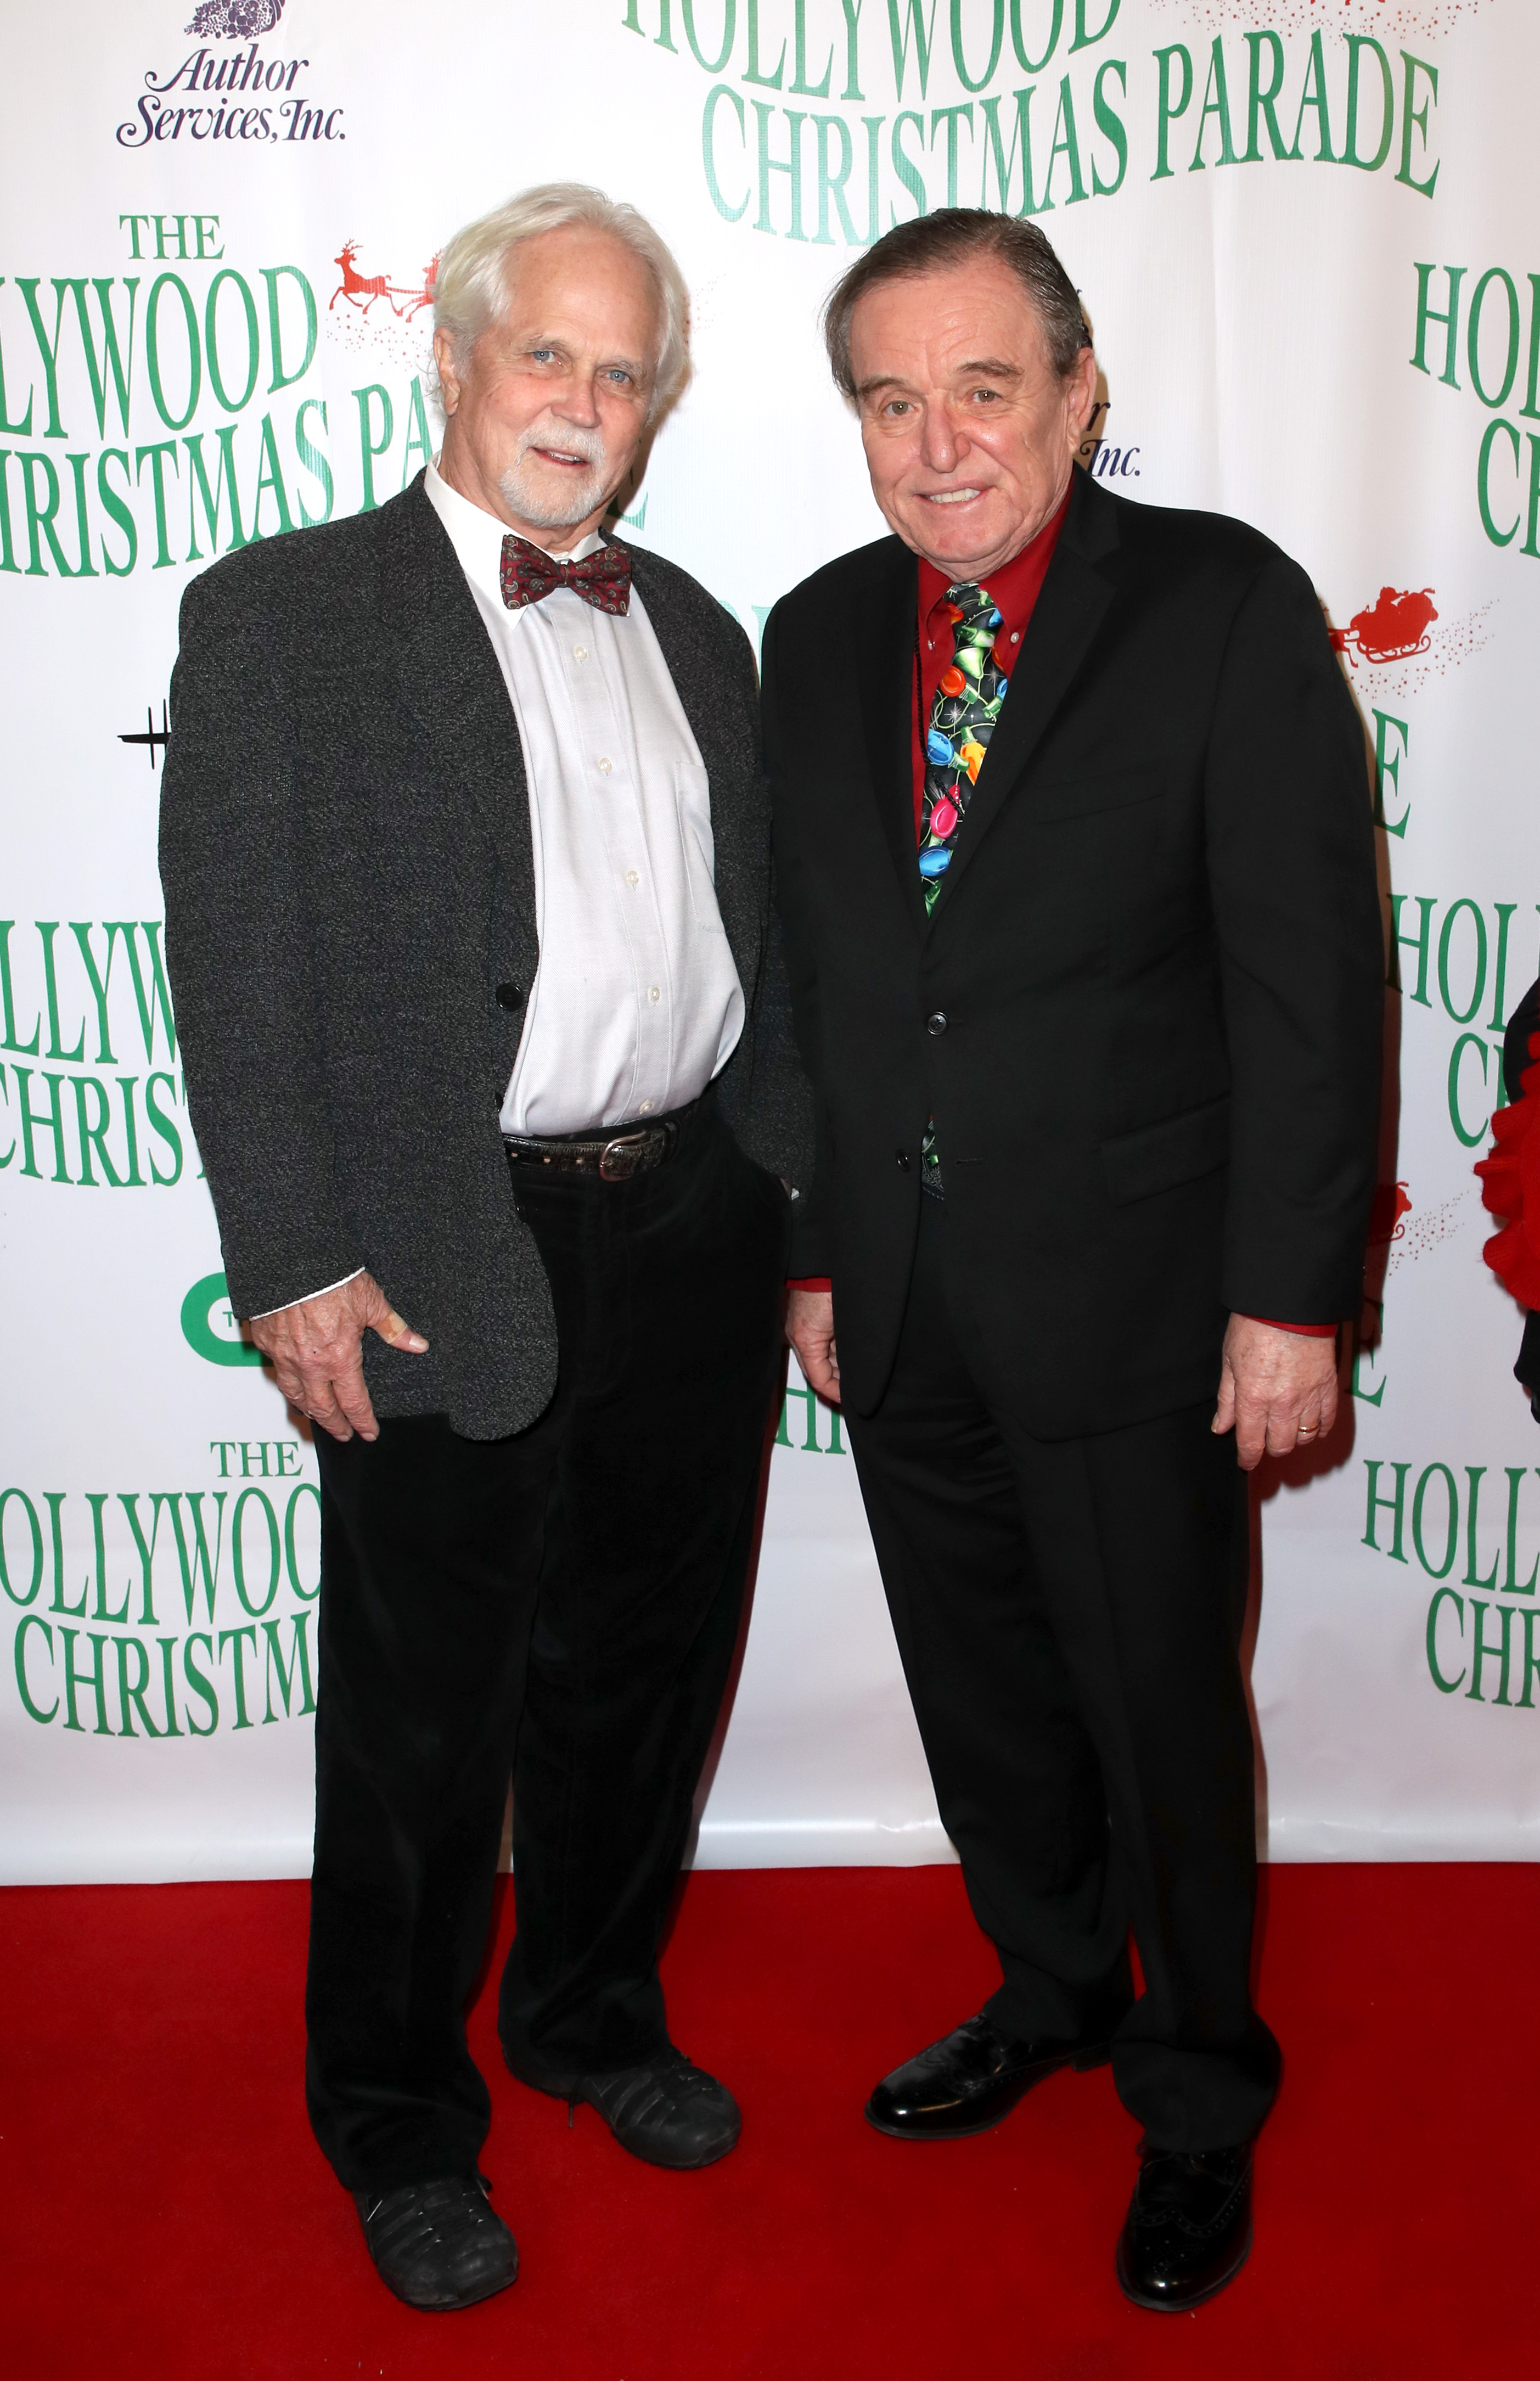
[499,417,615,532]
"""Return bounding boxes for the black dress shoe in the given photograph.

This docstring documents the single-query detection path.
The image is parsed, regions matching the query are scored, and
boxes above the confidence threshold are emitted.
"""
[352,2173,518,2312]
[865,2011,1111,2140]
[507,2042,741,2170]
[1115,2142,1253,2311]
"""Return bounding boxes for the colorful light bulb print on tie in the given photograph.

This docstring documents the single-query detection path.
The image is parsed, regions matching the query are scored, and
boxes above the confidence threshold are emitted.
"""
[919,582,1008,1194]
[920,581,1008,911]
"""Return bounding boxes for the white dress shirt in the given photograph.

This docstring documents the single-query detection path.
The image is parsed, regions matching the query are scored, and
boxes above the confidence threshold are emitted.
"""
[424,461,745,1138]
[254,469,747,1318]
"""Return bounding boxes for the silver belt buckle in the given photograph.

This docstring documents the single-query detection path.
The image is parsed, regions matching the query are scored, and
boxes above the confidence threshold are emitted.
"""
[599,1130,649,1182]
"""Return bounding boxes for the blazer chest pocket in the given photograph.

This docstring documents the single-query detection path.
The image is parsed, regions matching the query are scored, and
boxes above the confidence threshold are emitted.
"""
[1031,769,1164,825]
[1100,1094,1230,1206]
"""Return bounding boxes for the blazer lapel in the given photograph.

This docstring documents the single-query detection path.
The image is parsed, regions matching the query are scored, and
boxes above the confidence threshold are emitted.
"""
[854,537,929,937]
[925,470,1120,925]
[376,475,537,940]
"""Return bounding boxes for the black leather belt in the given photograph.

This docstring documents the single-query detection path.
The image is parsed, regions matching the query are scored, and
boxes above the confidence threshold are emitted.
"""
[504,1104,694,1183]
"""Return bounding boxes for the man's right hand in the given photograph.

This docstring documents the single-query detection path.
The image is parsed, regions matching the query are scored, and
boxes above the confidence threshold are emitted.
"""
[786,1287,840,1405]
[249,1272,428,1443]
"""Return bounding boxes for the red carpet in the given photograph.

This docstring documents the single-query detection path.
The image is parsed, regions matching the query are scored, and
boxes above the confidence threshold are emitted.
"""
[2,1863,1535,2379]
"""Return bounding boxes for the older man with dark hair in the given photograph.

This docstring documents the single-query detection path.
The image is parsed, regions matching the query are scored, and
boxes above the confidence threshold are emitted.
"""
[769,210,1382,2311]
[161,184,808,2311]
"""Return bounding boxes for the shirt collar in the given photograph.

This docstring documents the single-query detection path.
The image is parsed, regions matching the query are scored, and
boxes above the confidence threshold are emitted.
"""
[424,458,606,609]
[916,478,1073,643]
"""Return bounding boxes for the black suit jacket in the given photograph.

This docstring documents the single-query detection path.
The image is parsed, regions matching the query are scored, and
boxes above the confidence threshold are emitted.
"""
[766,467,1384,1434]
[160,471,812,1439]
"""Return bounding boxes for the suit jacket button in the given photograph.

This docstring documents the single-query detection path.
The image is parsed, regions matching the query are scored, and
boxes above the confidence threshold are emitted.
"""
[496,983,524,1009]
[896,1149,911,1171]
[925,1010,948,1036]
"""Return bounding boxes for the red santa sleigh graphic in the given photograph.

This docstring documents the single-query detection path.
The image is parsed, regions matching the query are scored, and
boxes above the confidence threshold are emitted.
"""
[330,243,440,322]
[1368,1182,1412,1245]
[1329,587,1438,668]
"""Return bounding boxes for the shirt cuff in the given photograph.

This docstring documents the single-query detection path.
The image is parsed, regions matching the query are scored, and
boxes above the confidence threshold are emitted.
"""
[250,1267,366,1321]
[788,1276,832,1293]
[1245,1315,1337,1338]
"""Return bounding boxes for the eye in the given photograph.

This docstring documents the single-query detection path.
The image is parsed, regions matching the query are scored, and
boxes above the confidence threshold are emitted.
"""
[881,398,914,419]
[969,386,1002,405]
[603,367,634,386]
[529,347,558,365]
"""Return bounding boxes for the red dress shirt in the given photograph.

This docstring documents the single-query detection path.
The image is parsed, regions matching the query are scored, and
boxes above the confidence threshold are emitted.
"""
[789,486,1334,1337]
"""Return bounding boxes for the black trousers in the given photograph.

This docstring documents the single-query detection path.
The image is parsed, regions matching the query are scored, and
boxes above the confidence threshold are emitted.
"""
[305,1103,790,2191]
[845,1195,1281,2152]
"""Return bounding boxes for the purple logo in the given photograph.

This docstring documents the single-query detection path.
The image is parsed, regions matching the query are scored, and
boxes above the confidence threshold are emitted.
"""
[115,0,346,151]
[184,0,285,34]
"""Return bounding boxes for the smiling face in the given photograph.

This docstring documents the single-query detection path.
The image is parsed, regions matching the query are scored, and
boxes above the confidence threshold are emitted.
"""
[433,224,660,549]
[847,256,1099,581]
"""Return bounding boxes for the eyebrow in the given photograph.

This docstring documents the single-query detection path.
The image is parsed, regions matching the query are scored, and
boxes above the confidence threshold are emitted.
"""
[855,357,1025,398]
[518,334,649,379]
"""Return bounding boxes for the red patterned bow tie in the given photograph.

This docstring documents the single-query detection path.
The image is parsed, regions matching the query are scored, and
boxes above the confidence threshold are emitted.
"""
[499,533,632,615]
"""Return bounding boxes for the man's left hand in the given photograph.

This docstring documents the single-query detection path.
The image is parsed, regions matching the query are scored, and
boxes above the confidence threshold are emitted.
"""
[1212,1316,1339,1471]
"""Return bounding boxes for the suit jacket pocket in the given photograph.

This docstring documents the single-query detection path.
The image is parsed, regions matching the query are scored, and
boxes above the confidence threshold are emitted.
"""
[1100,1094,1230,1206]
[1031,768,1164,824]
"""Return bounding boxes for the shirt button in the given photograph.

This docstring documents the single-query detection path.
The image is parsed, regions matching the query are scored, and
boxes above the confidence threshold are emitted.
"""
[626,869,639,886]
[1010,631,1020,644]
[639,1100,653,1114]
[926,1011,948,1036]
[598,757,613,774]
[573,644,588,661]
[896,1149,912,1172]
[649,986,661,1002]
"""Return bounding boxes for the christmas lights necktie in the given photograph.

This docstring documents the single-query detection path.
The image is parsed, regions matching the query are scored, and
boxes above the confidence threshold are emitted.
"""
[918,582,1008,1194]
[919,582,1008,911]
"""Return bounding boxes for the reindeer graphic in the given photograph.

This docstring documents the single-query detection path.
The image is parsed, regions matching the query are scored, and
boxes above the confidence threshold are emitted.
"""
[331,242,403,318]
[329,244,440,323]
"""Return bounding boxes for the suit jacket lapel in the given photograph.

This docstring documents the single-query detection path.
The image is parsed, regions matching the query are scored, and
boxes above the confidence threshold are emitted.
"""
[377,475,537,940]
[854,538,929,937]
[925,469,1120,926]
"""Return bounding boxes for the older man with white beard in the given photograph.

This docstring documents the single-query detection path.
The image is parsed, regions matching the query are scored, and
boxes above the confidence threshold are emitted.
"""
[160,185,810,2311]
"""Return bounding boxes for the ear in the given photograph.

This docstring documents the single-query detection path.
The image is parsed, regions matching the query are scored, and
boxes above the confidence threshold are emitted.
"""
[1065,346,1099,445]
[433,327,461,415]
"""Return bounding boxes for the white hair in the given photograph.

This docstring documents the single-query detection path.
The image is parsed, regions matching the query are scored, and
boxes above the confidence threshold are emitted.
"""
[431,182,690,422]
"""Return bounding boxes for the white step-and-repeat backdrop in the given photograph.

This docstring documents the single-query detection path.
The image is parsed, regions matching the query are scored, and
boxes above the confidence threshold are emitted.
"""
[1,0,1535,1882]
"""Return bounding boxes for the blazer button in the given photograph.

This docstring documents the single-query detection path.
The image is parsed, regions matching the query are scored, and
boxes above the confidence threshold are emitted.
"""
[925,1010,948,1036]
[896,1149,911,1171]
[496,983,524,1009]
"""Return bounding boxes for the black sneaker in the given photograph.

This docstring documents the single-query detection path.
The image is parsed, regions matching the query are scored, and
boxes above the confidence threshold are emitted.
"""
[508,2042,741,2169]
[353,2172,518,2312]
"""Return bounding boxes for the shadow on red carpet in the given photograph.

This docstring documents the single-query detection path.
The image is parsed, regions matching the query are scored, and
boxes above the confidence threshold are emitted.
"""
[2,1864,1534,2379]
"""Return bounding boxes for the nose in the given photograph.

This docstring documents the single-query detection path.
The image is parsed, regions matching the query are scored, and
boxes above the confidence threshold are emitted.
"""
[919,398,966,476]
[553,370,602,430]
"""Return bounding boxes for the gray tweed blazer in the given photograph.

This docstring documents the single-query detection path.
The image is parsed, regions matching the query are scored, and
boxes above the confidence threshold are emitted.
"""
[159,471,812,1438]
